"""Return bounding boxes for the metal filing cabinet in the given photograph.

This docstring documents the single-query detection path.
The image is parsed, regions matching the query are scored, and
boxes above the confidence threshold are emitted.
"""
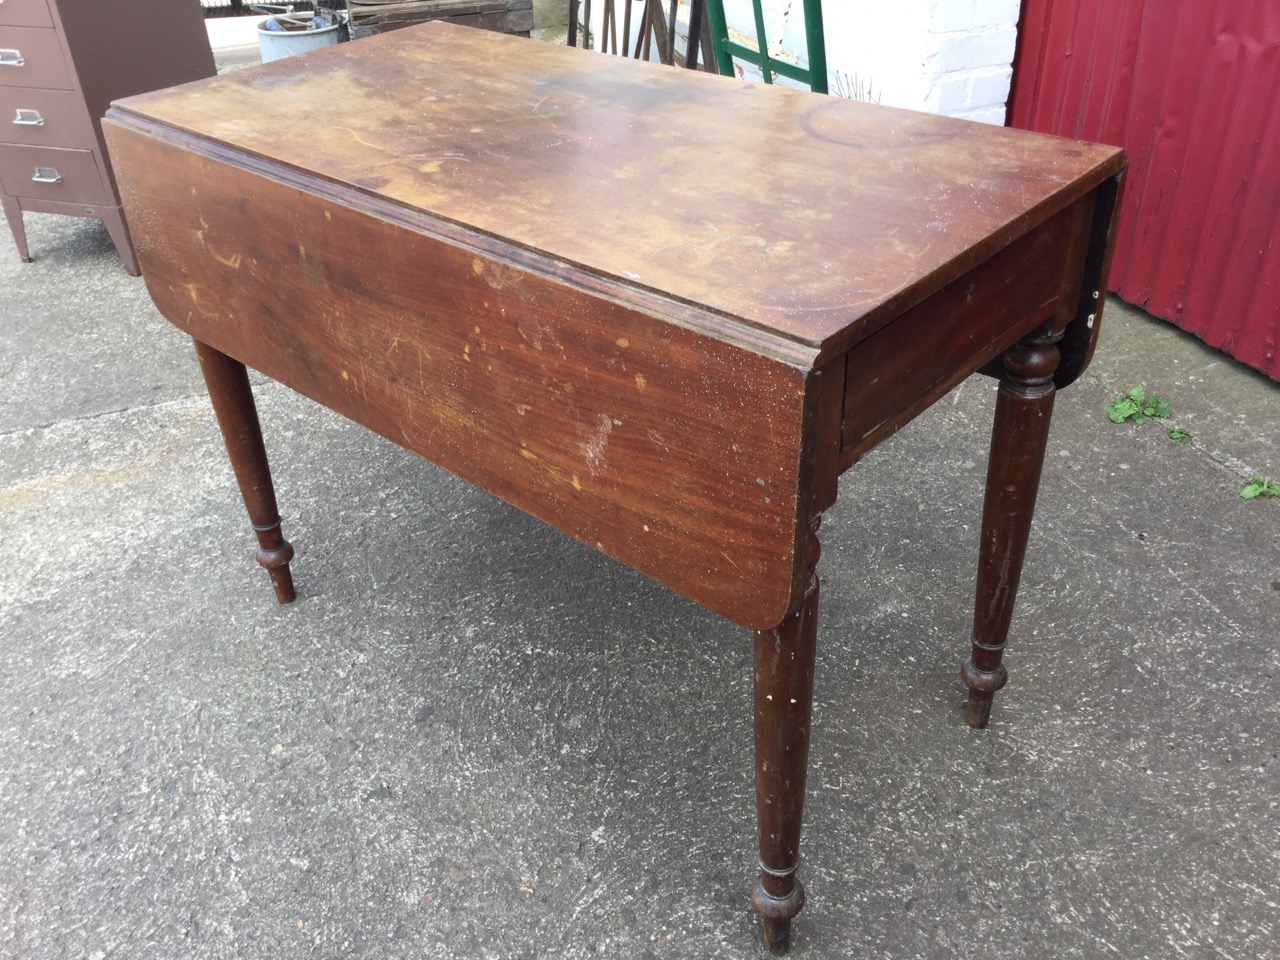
[0,0,215,274]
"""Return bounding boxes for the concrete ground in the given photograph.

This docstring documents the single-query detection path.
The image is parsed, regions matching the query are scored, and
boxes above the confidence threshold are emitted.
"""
[2,14,1278,960]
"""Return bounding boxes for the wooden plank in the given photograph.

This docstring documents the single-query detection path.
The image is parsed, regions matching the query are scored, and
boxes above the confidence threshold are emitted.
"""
[350,11,533,38]
[349,0,530,11]
[347,0,532,38]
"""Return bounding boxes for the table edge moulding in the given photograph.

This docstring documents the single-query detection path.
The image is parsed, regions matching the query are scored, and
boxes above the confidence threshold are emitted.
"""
[101,22,1125,952]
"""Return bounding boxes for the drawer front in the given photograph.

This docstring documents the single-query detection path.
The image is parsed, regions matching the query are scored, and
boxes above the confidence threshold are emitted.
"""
[0,26,73,91]
[0,143,106,202]
[0,0,54,29]
[841,197,1093,464]
[0,85,94,148]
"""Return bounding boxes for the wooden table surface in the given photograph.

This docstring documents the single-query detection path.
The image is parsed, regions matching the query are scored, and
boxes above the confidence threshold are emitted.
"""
[104,23,1125,952]
[112,22,1118,355]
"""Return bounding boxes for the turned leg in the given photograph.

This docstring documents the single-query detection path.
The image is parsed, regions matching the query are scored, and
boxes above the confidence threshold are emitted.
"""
[194,339,296,603]
[99,207,140,276]
[2,195,31,263]
[751,519,820,953]
[962,327,1062,727]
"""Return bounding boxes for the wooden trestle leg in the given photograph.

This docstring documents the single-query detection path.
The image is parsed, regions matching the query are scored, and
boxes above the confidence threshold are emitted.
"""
[962,327,1062,727]
[194,339,296,604]
[751,519,821,953]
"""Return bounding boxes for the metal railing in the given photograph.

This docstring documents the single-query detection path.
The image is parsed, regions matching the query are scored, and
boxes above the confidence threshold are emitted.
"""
[200,0,249,18]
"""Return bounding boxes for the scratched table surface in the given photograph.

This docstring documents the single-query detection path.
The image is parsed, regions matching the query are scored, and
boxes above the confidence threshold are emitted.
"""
[114,21,1119,359]
[104,22,1125,635]
[102,22,1129,953]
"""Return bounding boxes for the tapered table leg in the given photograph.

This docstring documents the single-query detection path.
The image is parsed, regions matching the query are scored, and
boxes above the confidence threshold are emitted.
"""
[962,327,1062,727]
[751,519,820,953]
[194,339,296,603]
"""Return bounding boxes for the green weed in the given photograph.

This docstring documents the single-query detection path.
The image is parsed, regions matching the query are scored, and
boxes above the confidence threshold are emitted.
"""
[1107,385,1172,424]
[1240,476,1280,500]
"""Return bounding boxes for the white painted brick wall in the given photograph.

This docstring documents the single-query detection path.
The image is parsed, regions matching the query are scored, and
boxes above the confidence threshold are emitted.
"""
[929,28,1018,77]
[932,0,983,35]
[971,0,1023,30]
[968,66,1015,110]
[584,1,1021,124]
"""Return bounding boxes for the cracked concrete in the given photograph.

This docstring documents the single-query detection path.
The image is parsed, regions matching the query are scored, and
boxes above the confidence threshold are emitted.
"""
[1,21,1278,960]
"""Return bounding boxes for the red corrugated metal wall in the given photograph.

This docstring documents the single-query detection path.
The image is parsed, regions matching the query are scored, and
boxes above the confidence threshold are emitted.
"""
[1009,0,1280,380]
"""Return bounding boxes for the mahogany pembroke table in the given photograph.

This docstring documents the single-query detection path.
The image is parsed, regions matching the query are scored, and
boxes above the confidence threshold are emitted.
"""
[103,23,1125,952]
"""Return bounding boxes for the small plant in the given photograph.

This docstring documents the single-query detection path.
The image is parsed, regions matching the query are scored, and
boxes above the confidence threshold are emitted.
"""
[832,71,881,104]
[1240,476,1280,500]
[1168,427,1193,444]
[1107,385,1171,424]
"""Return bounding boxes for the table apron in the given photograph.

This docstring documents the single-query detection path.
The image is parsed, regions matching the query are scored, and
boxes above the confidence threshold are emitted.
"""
[840,193,1095,467]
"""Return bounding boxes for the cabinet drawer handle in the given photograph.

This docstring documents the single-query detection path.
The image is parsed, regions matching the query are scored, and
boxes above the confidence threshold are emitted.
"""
[32,167,62,184]
[14,109,45,126]
[0,49,25,67]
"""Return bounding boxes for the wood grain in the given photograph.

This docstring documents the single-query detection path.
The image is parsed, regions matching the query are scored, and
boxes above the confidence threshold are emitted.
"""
[105,117,822,630]
[109,20,1124,359]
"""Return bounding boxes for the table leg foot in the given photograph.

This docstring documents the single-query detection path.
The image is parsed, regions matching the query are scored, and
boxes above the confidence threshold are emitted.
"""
[253,521,297,604]
[965,326,1061,726]
[195,339,296,604]
[960,658,1006,729]
[750,876,804,953]
[751,518,820,954]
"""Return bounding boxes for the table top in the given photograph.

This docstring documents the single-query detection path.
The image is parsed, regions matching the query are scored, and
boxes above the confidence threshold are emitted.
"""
[112,21,1123,357]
